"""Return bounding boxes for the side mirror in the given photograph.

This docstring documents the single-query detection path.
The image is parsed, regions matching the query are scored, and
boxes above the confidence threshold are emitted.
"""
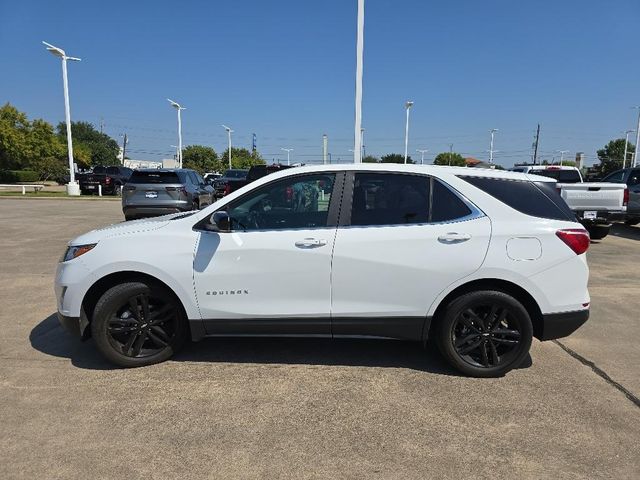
[211,211,231,232]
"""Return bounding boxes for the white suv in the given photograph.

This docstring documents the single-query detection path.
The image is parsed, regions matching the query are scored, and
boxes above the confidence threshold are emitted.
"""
[55,164,590,377]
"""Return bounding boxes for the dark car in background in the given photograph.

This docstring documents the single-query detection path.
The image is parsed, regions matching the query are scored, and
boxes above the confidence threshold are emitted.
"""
[122,169,214,220]
[213,169,249,198]
[601,167,640,225]
[213,164,294,198]
[80,165,133,195]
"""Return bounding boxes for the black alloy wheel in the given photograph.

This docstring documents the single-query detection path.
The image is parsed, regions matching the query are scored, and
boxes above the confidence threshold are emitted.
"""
[436,290,533,377]
[92,282,187,367]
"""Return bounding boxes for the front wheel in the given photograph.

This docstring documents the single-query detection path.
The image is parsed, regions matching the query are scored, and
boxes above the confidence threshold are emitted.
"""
[91,281,188,367]
[435,290,533,377]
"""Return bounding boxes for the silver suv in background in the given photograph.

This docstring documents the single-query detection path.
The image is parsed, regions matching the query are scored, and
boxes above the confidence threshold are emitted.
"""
[122,169,214,221]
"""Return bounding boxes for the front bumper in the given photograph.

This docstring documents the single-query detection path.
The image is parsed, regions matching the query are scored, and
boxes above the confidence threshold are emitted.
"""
[57,311,90,339]
[539,309,589,340]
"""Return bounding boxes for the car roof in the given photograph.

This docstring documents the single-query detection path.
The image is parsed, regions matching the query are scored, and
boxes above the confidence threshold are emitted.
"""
[264,163,555,182]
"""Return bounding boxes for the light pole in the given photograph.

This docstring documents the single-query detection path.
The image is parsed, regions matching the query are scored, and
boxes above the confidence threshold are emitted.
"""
[167,99,185,168]
[353,0,365,163]
[623,130,635,169]
[120,133,129,165]
[222,125,233,168]
[281,148,293,165]
[489,128,498,163]
[557,150,569,166]
[633,107,640,167]
[42,41,81,196]
[360,128,365,158]
[322,134,328,164]
[416,149,428,165]
[404,101,414,164]
[449,143,454,166]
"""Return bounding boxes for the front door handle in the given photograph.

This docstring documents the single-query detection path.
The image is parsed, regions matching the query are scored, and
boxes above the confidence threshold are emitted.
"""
[295,238,327,248]
[438,232,472,244]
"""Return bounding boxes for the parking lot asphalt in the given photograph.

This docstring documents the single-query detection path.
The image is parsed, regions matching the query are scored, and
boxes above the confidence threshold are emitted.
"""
[1,198,638,479]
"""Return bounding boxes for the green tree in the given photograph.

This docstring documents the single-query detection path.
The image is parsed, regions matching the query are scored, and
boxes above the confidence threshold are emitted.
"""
[57,121,120,167]
[0,103,31,170]
[182,145,220,174]
[362,155,379,163]
[597,138,634,176]
[433,152,466,166]
[380,153,414,164]
[220,147,265,169]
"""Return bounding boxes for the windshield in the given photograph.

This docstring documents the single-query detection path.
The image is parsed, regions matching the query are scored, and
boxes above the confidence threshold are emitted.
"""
[529,169,581,183]
[224,170,248,179]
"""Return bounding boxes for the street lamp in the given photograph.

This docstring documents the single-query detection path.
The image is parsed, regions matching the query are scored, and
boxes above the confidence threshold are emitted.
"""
[404,101,414,164]
[42,41,81,196]
[623,129,635,169]
[167,99,185,168]
[416,149,428,165]
[280,148,294,165]
[633,107,640,167]
[489,128,499,163]
[222,125,233,168]
[353,0,365,163]
[557,150,569,166]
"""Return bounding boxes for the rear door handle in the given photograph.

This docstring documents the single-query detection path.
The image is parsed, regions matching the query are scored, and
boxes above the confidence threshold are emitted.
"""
[295,238,327,248]
[438,232,472,243]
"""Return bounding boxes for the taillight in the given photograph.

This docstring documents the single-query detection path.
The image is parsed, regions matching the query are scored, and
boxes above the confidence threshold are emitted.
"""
[166,186,187,195]
[105,176,112,184]
[556,229,590,255]
[623,188,629,207]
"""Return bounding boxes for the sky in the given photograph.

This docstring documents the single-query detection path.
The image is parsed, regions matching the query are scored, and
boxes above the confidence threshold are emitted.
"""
[1,0,639,168]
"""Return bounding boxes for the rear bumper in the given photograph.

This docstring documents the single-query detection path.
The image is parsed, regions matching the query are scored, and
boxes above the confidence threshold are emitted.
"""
[539,309,589,341]
[575,210,626,225]
[123,205,190,219]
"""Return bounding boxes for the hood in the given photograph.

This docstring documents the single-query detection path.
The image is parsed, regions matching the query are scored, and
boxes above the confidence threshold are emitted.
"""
[69,213,181,245]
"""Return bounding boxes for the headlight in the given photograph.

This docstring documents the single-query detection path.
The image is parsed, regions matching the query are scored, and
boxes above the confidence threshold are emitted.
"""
[61,243,97,262]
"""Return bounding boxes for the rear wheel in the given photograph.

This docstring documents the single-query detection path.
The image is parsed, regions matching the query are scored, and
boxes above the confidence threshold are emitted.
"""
[625,218,640,226]
[91,281,188,368]
[586,224,609,240]
[436,290,533,377]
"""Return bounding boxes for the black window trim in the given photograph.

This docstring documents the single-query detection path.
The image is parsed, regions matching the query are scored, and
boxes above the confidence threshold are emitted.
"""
[193,170,346,233]
[339,170,485,228]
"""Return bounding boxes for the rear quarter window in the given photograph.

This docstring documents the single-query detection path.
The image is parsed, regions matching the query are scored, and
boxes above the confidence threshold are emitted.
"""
[459,176,575,221]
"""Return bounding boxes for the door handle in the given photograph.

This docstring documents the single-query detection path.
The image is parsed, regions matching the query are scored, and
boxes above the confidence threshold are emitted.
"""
[438,232,472,244]
[295,238,327,248]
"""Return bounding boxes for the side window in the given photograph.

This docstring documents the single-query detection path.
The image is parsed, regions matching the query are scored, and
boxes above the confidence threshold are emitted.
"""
[194,173,205,185]
[431,179,472,222]
[351,173,430,226]
[187,172,199,185]
[225,173,335,231]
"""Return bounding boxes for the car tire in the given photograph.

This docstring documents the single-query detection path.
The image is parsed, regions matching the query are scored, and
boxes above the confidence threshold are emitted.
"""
[435,290,533,378]
[624,219,640,226]
[91,281,188,368]
[113,184,123,196]
[586,224,609,240]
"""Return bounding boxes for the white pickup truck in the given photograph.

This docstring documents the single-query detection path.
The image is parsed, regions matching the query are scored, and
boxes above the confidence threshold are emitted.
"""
[512,166,627,239]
